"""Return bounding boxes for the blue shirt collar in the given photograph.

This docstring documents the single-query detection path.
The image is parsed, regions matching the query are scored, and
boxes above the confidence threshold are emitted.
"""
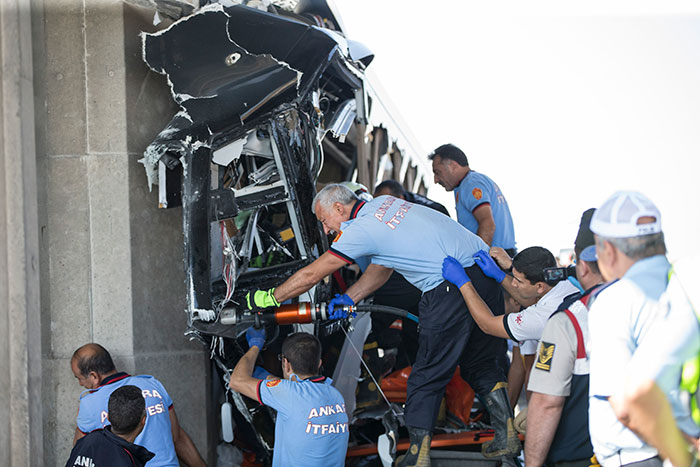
[350,200,366,220]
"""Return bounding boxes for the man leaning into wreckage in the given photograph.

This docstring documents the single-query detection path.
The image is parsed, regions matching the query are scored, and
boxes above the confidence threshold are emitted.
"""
[243,184,520,465]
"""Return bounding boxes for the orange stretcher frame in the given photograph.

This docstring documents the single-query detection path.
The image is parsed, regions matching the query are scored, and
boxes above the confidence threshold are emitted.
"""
[346,366,527,458]
[346,429,501,457]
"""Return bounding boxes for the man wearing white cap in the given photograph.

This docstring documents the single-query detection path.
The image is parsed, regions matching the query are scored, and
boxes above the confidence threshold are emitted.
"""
[587,191,669,467]
[612,255,700,466]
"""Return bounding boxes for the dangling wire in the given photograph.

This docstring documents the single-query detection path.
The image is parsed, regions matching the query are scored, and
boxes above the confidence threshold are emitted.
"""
[339,322,402,419]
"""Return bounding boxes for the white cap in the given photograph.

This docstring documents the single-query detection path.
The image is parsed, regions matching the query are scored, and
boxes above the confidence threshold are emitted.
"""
[341,181,373,202]
[590,191,662,238]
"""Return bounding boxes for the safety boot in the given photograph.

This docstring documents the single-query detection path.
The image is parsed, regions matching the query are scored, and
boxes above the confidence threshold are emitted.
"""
[481,383,521,458]
[394,427,432,467]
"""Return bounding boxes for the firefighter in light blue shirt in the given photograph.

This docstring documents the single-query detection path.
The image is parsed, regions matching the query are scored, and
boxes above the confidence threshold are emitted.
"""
[243,184,519,464]
[430,143,516,253]
[70,343,206,467]
[229,330,349,466]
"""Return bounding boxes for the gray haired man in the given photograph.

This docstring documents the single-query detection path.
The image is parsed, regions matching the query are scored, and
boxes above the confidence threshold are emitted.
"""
[243,184,519,464]
[587,191,669,467]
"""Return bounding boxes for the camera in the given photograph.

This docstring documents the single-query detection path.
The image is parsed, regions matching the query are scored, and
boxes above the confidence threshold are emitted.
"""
[543,265,576,284]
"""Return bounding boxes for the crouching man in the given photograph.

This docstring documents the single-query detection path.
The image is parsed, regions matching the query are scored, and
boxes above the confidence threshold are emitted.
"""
[66,385,155,467]
[229,329,349,466]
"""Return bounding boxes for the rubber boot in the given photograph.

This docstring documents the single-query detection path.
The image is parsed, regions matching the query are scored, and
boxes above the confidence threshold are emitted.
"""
[481,383,521,458]
[394,427,432,467]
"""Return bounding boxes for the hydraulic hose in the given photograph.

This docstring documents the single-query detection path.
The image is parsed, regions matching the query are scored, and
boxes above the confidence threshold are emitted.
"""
[353,304,419,324]
[219,302,419,326]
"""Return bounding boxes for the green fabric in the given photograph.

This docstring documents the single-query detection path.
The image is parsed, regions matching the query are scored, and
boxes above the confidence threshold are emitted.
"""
[246,288,280,310]
[673,265,700,425]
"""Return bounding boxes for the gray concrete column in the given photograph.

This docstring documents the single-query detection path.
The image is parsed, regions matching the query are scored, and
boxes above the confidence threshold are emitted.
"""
[0,0,44,465]
[32,1,212,464]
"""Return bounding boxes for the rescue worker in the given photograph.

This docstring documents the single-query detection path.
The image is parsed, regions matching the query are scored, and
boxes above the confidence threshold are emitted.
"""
[442,246,579,387]
[70,343,206,467]
[374,179,450,217]
[66,385,155,467]
[587,191,670,466]
[229,330,349,466]
[612,254,700,466]
[524,208,603,466]
[244,184,519,464]
[429,143,516,254]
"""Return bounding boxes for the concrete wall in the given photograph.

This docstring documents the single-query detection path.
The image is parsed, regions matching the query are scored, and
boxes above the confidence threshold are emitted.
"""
[27,1,212,465]
[0,0,44,464]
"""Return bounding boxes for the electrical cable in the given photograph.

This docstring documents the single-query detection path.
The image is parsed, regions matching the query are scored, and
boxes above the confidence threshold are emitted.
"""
[339,323,403,419]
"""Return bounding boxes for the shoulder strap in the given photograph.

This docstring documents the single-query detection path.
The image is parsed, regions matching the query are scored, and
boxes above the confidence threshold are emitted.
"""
[563,309,586,359]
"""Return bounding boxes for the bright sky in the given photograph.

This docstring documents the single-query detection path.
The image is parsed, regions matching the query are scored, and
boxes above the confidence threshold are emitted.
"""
[335,1,700,260]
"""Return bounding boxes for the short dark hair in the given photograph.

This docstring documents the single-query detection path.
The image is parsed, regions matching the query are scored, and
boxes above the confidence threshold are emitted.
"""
[72,343,116,377]
[281,332,321,376]
[374,180,405,198]
[428,144,468,166]
[108,385,145,435]
[512,246,557,285]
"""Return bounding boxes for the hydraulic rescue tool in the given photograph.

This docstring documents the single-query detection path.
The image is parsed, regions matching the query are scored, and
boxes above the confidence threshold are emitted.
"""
[219,302,418,327]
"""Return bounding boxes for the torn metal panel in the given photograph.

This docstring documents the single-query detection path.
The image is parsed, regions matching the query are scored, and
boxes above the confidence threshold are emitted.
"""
[124,0,197,21]
[139,109,198,190]
[327,99,355,142]
[143,4,302,131]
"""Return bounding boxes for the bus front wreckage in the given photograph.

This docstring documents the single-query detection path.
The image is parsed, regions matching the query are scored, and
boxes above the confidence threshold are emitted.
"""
[137,1,512,465]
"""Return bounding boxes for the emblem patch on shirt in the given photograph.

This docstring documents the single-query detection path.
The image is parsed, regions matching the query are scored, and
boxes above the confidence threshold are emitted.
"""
[333,231,343,242]
[472,188,483,200]
[266,379,281,388]
[535,342,555,371]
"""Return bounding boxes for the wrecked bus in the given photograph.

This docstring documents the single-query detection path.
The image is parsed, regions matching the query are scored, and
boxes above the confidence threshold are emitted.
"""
[138,1,507,464]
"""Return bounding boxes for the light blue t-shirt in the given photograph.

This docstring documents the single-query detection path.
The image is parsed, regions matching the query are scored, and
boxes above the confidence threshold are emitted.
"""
[77,373,178,467]
[454,170,515,250]
[328,196,489,293]
[257,376,349,467]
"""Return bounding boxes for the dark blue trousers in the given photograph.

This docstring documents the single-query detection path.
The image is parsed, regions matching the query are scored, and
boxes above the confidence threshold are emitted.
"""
[404,264,507,430]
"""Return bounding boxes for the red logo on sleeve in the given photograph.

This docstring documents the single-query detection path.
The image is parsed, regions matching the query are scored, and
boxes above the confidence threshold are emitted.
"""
[266,380,281,388]
[472,188,483,200]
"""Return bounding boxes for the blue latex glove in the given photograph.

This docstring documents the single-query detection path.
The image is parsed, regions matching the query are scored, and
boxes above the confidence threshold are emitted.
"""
[328,293,355,320]
[473,250,506,283]
[253,365,272,380]
[246,326,266,350]
[442,256,471,288]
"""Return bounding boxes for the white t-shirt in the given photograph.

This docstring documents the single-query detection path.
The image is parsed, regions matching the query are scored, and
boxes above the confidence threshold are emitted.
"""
[588,255,670,466]
[627,256,700,438]
[504,280,579,354]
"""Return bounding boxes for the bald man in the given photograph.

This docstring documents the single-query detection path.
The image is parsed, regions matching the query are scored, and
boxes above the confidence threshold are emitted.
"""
[70,343,206,467]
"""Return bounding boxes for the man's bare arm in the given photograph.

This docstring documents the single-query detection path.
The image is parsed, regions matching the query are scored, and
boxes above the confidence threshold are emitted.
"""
[457,282,509,338]
[345,264,394,303]
[73,427,85,446]
[274,252,348,302]
[508,346,525,410]
[170,408,207,467]
[524,392,565,466]
[611,380,693,466]
[229,346,262,401]
[473,204,496,246]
